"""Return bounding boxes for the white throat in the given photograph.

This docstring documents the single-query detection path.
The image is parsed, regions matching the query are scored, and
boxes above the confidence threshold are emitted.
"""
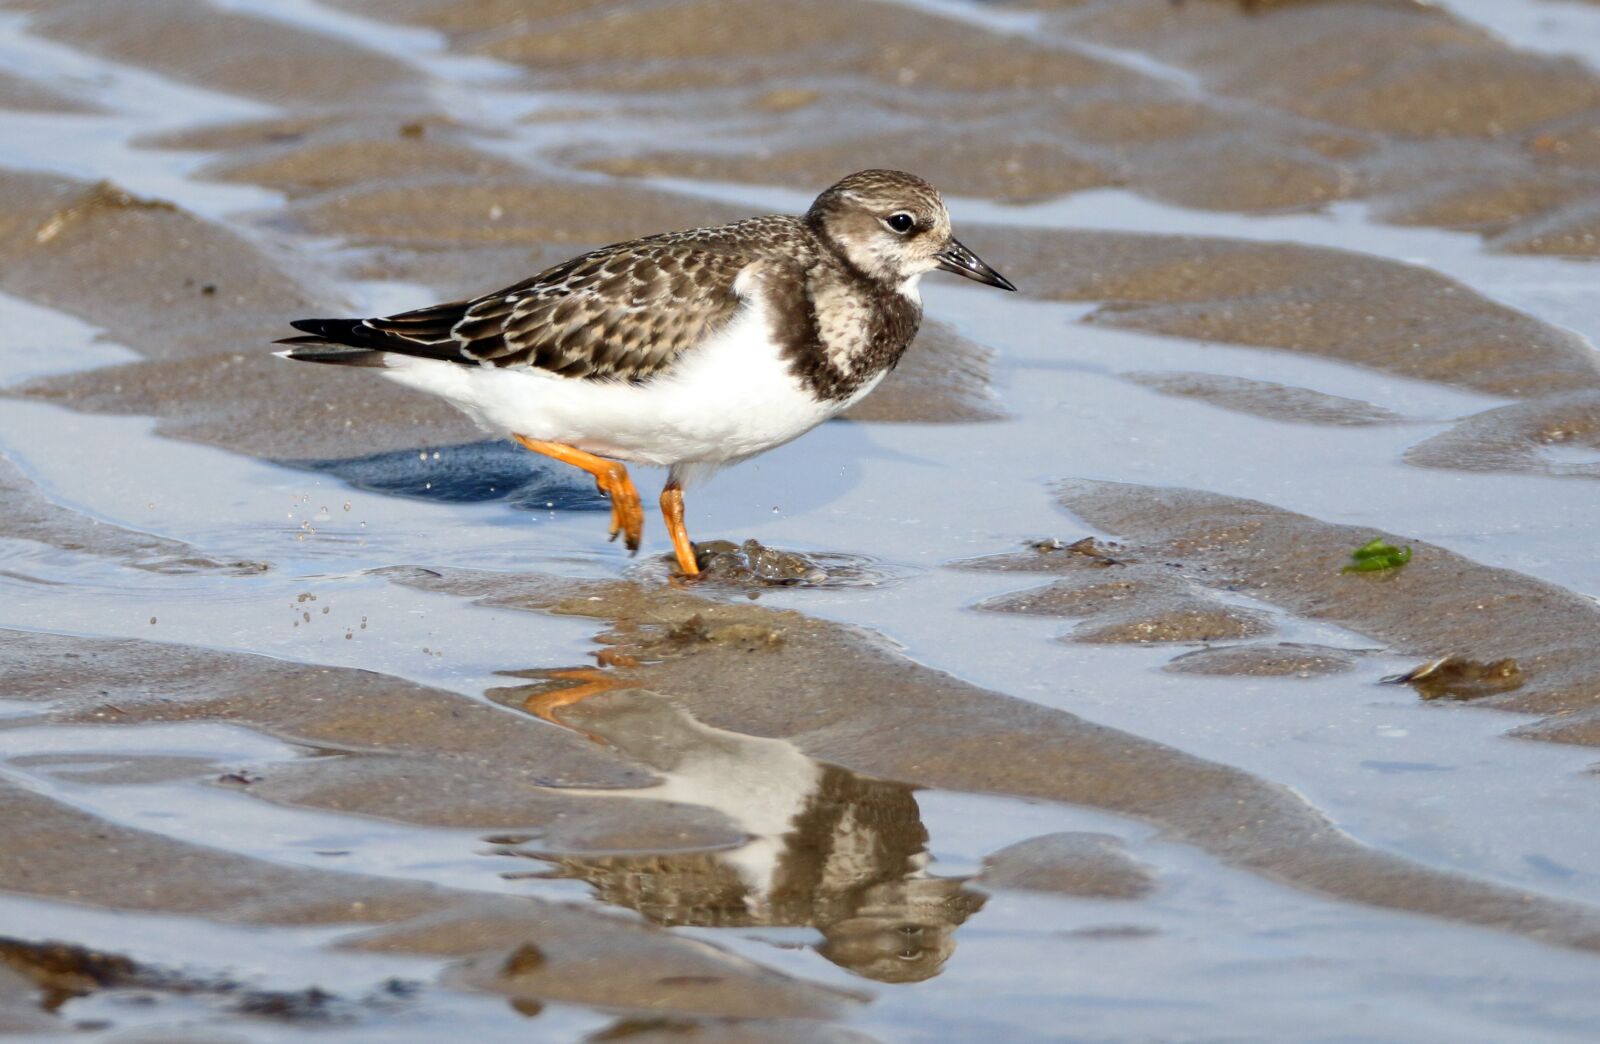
[898,272,924,303]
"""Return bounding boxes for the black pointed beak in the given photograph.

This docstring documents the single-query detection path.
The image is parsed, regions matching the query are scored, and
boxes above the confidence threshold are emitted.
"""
[935,238,1016,292]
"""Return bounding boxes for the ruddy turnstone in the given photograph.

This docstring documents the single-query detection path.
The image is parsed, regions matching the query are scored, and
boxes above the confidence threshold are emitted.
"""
[277,169,1014,576]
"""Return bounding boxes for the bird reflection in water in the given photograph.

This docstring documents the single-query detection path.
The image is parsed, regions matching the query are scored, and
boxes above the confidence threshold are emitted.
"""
[494,682,985,983]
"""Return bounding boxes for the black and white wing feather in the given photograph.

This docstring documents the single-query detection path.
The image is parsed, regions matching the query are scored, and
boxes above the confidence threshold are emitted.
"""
[281,238,757,382]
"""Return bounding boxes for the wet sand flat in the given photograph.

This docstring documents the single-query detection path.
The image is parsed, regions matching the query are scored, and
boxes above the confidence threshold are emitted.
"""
[3,0,1600,1039]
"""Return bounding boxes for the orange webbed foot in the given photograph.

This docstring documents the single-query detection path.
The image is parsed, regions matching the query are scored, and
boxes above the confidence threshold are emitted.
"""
[513,435,644,555]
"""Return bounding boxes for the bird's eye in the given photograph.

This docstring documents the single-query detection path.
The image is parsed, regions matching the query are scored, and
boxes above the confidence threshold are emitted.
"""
[885,212,915,234]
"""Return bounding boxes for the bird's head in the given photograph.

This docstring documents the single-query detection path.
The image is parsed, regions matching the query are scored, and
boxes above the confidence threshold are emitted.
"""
[805,169,1015,296]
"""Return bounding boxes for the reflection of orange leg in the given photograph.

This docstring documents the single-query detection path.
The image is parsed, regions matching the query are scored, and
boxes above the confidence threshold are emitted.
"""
[521,667,622,725]
[512,435,643,553]
[660,481,699,578]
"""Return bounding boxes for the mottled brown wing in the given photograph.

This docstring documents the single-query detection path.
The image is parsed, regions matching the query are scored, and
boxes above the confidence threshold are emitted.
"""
[288,216,810,376]
[404,244,751,381]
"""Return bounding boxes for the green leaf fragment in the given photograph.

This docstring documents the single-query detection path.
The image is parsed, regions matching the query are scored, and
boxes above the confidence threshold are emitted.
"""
[1350,538,1390,560]
[1342,538,1412,573]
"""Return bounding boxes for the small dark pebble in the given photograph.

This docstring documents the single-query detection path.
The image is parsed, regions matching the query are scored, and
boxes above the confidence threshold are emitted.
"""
[501,943,545,977]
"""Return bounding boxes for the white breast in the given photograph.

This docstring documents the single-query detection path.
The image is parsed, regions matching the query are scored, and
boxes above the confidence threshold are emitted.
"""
[376,274,874,478]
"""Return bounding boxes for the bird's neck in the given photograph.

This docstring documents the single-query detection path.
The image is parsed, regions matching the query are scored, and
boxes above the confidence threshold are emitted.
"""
[775,264,921,404]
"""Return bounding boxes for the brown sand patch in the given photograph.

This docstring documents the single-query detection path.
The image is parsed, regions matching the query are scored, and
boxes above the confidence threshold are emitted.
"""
[1063,2,1596,138]
[568,89,1368,214]
[138,113,363,153]
[341,242,583,302]
[973,565,1276,645]
[325,0,607,36]
[1072,600,1273,644]
[1375,168,1599,233]
[1164,643,1361,677]
[959,226,1600,398]
[354,905,856,1018]
[0,628,715,845]
[15,351,483,460]
[0,170,314,362]
[1403,391,1600,479]
[0,776,849,1020]
[0,69,98,113]
[1044,0,1600,245]
[466,0,1132,94]
[0,774,433,924]
[0,628,648,793]
[577,130,1116,205]
[285,177,751,248]
[1525,110,1600,171]
[1030,480,1600,735]
[1489,196,1600,257]
[14,0,421,108]
[323,0,1600,250]
[0,169,479,457]
[1048,93,1236,145]
[979,832,1156,899]
[1124,371,1405,426]
[1295,48,1600,140]
[1129,131,1353,211]
[200,133,527,198]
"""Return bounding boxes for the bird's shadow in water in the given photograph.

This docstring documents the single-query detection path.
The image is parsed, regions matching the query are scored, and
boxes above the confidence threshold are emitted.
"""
[282,423,883,531]
[284,441,608,514]
[484,680,987,984]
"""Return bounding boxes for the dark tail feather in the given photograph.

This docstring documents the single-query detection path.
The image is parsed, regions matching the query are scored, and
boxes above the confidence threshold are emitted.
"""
[286,317,383,346]
[274,339,388,367]
[278,316,467,362]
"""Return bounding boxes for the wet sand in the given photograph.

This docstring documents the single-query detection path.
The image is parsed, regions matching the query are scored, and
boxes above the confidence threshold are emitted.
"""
[3,0,1600,1039]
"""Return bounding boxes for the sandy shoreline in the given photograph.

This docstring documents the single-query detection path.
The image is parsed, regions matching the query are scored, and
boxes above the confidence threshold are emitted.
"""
[4,0,1600,1038]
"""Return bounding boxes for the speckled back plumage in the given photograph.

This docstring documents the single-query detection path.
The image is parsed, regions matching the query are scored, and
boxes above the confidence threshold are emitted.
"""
[283,172,946,403]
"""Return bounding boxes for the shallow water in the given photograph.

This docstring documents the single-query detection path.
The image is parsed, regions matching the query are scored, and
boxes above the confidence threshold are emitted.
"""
[3,1,1600,1040]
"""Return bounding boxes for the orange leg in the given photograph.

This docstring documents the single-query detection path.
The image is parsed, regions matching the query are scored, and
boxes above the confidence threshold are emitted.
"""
[512,435,643,553]
[660,481,699,577]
